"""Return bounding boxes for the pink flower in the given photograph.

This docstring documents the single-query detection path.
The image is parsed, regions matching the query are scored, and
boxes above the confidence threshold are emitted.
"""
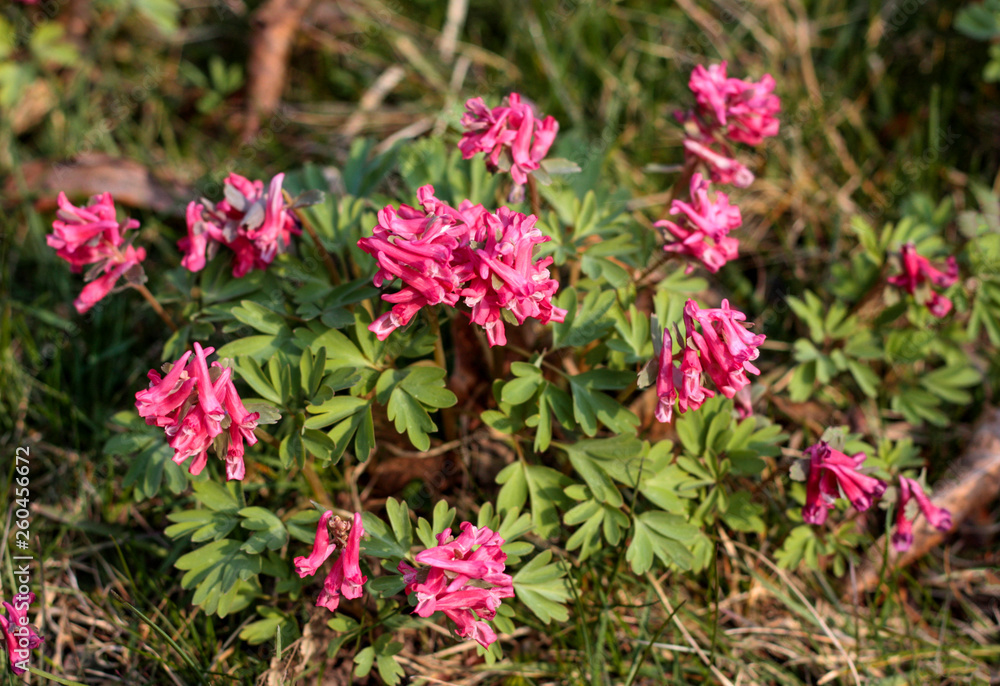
[296,512,367,613]
[135,343,259,479]
[358,185,474,340]
[359,187,566,346]
[887,243,958,318]
[399,522,514,648]
[73,245,147,314]
[658,173,743,273]
[179,173,300,277]
[683,299,764,399]
[641,302,756,424]
[892,476,952,552]
[801,442,886,524]
[654,328,677,423]
[676,342,715,413]
[681,139,755,188]
[460,208,567,346]
[294,511,337,576]
[0,593,44,675]
[677,63,779,188]
[686,62,780,145]
[47,192,146,313]
[459,93,559,186]
[47,192,131,269]
[688,63,734,129]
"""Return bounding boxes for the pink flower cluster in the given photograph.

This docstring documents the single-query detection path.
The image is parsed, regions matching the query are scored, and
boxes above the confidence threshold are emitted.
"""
[358,185,567,346]
[892,476,952,552]
[135,342,259,480]
[180,173,300,278]
[0,593,44,675]
[46,192,147,314]
[657,173,742,273]
[295,511,367,613]
[459,93,559,186]
[677,62,780,188]
[887,243,958,317]
[801,442,886,525]
[647,299,765,423]
[800,441,953,552]
[399,522,514,649]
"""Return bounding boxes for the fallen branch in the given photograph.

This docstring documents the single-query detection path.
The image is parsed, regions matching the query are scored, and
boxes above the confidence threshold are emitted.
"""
[244,0,315,138]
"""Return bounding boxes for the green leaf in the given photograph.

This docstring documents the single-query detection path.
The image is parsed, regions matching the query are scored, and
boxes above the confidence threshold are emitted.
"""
[398,366,457,408]
[234,356,283,404]
[239,507,289,554]
[721,491,765,534]
[955,2,1000,40]
[775,525,817,570]
[232,300,286,335]
[387,387,436,451]
[385,498,413,552]
[553,288,618,348]
[361,511,409,559]
[239,607,299,646]
[305,396,370,429]
[626,512,698,574]
[512,550,571,624]
[192,480,241,514]
[164,509,236,542]
[523,464,574,537]
[569,374,639,437]
[174,539,262,616]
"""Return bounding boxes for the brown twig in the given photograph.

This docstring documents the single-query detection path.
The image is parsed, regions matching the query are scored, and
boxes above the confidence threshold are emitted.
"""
[133,284,178,332]
[243,0,315,138]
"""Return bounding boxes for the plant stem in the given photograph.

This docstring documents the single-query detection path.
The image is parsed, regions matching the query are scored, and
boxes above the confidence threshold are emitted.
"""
[527,175,541,217]
[284,190,342,285]
[133,284,178,332]
[426,310,457,440]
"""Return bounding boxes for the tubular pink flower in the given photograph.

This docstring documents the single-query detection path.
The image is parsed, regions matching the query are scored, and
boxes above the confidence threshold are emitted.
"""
[73,247,145,314]
[685,62,780,145]
[688,63,735,127]
[802,442,886,524]
[191,342,225,431]
[683,299,764,398]
[47,191,138,271]
[658,172,743,273]
[316,512,367,612]
[682,139,754,188]
[48,192,146,313]
[677,342,715,413]
[677,63,779,189]
[654,328,677,423]
[896,476,952,539]
[400,522,513,648]
[459,93,559,186]
[360,188,565,345]
[135,346,258,480]
[135,350,195,424]
[669,173,743,240]
[179,173,300,277]
[461,208,567,346]
[216,363,260,464]
[0,593,44,675]
[294,511,337,577]
[887,243,958,318]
